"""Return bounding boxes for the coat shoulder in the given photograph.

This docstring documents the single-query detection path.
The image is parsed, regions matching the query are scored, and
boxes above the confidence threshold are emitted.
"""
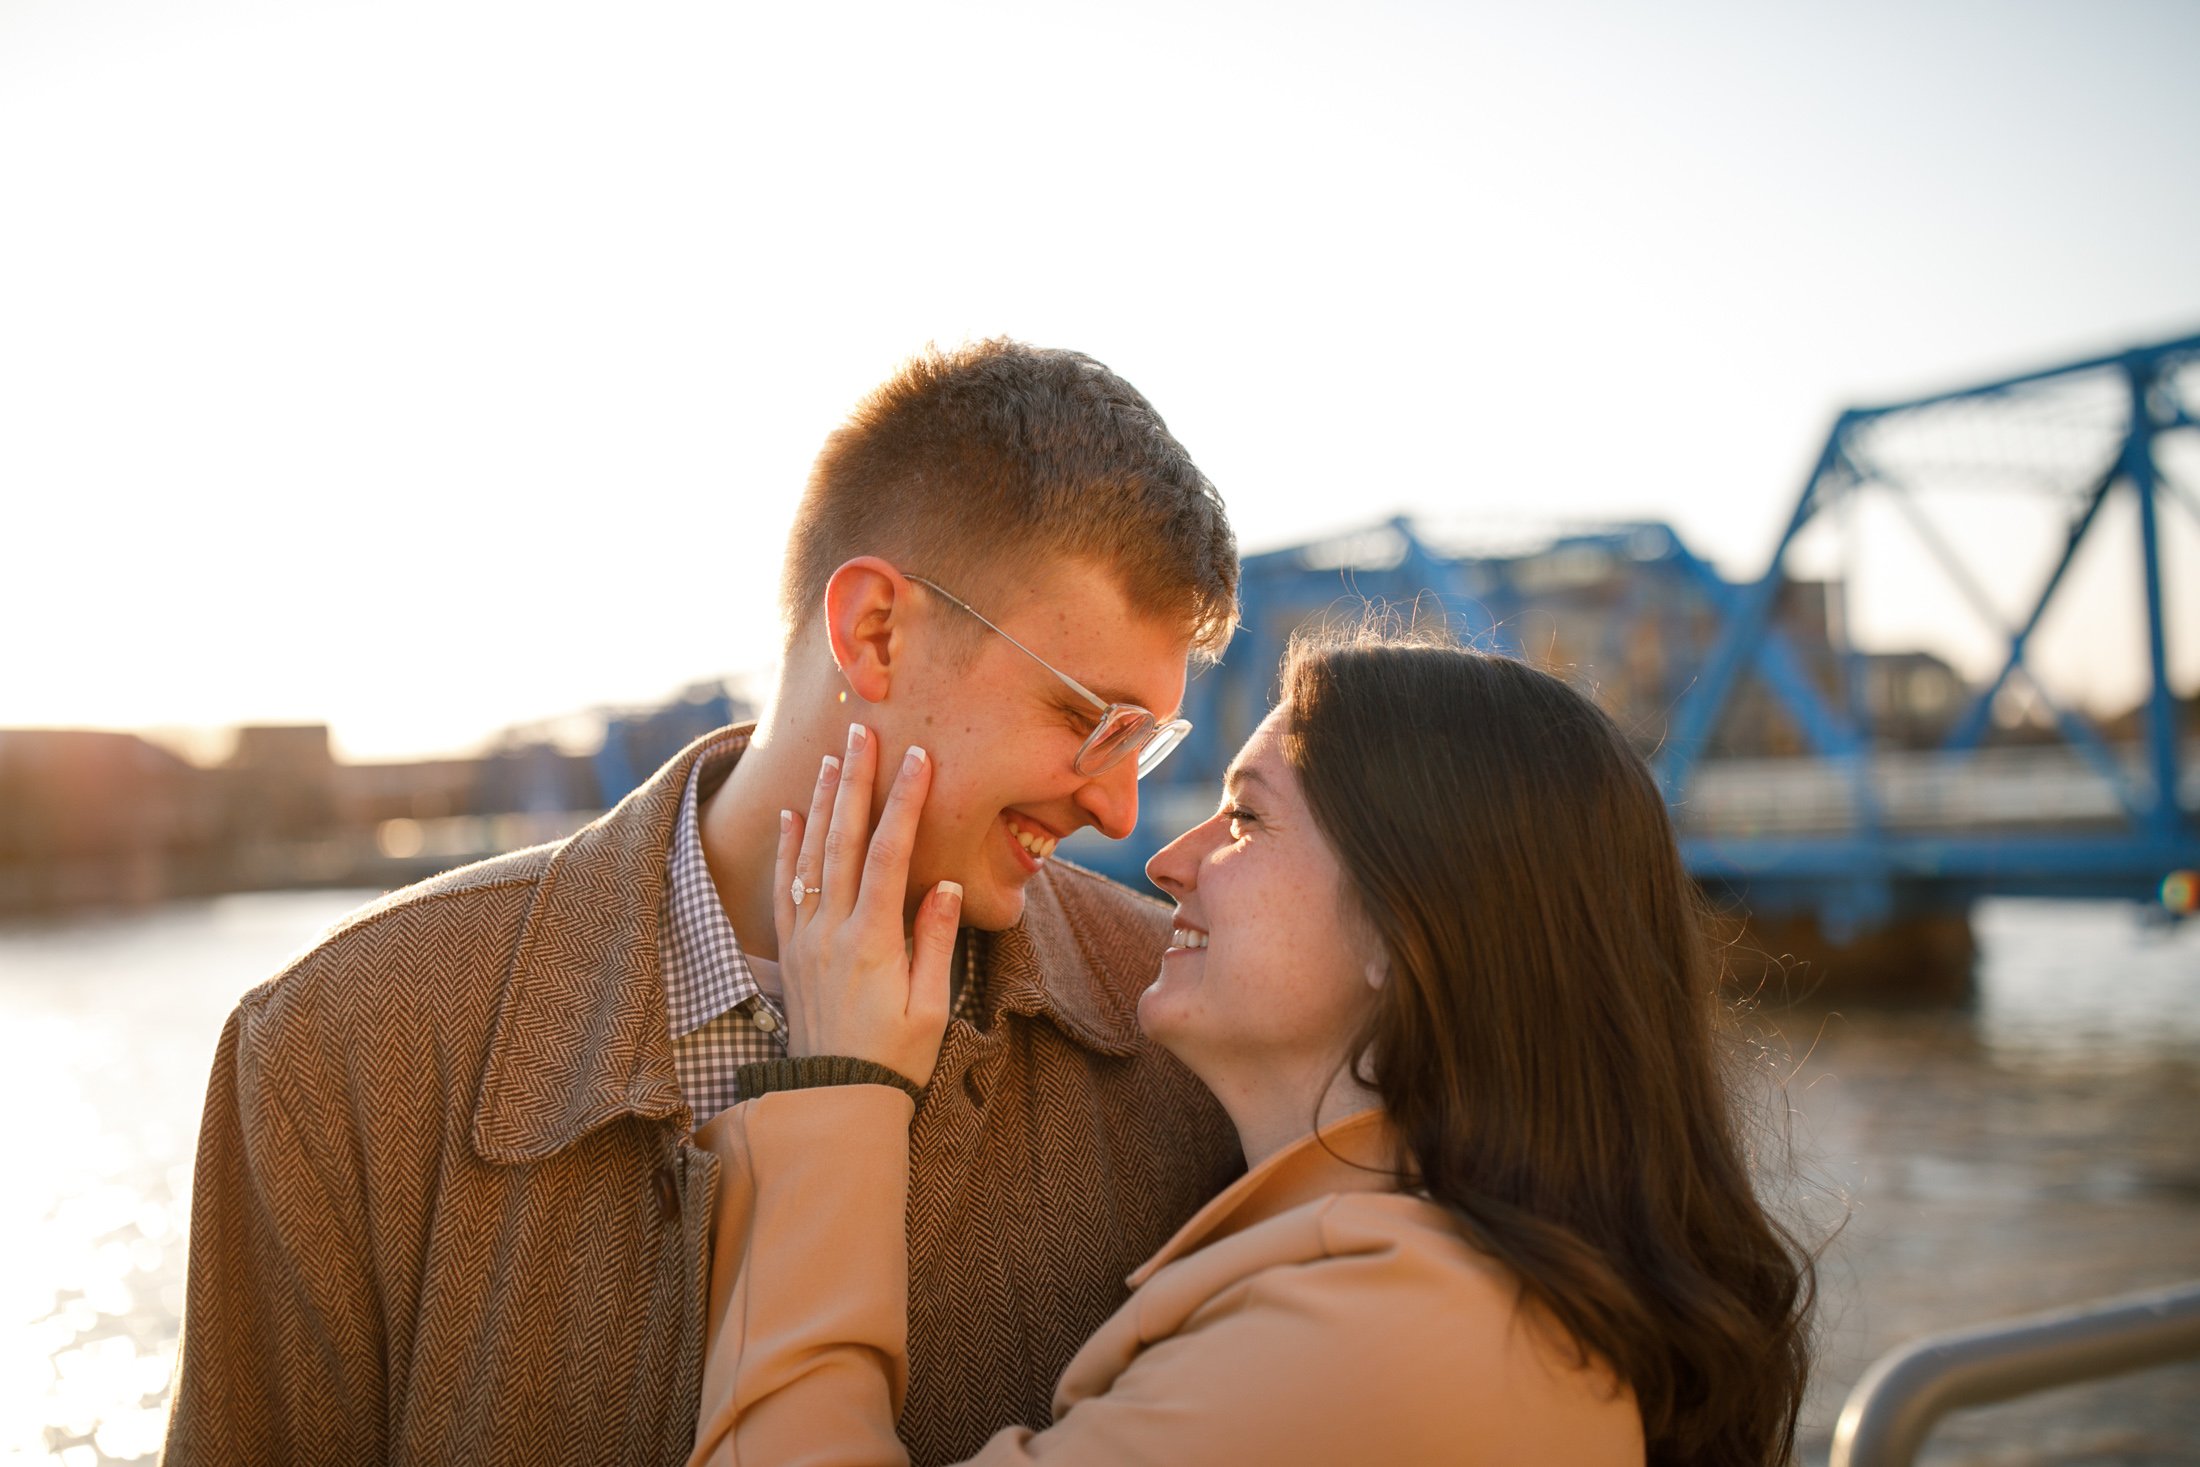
[1040,857,1172,1000]
[235,844,558,1037]
[1151,1195,1639,1461]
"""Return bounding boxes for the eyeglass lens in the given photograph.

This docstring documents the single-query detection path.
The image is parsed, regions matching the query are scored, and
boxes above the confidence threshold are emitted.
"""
[1134,720,1191,777]
[1076,706,1156,776]
[1073,709,1193,780]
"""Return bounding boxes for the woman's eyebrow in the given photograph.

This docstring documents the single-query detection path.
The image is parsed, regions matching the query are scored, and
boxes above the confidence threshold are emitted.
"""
[1222,766,1274,795]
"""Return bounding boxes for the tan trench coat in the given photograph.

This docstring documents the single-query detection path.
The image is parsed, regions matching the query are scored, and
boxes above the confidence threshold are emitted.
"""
[693,1091,1645,1466]
[162,729,1240,1466]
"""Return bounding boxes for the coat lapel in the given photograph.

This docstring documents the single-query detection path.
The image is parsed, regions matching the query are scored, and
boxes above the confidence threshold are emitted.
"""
[470,728,743,1163]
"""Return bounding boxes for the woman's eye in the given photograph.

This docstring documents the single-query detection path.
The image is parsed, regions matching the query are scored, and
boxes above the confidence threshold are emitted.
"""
[1224,806,1257,836]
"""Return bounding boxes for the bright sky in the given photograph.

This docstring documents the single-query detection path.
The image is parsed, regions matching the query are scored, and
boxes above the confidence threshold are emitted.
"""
[4,0,2196,760]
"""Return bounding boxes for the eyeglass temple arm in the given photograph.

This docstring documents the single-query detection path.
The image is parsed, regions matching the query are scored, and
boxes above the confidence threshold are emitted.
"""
[905,575,1111,712]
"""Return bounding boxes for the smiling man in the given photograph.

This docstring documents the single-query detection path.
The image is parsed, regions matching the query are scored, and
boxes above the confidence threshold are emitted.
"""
[164,340,1245,1467]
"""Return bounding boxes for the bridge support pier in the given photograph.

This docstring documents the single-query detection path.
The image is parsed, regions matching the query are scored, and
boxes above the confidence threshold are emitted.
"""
[1718,905,1978,1007]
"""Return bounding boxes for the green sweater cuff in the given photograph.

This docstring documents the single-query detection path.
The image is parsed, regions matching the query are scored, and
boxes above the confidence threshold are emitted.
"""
[735,1055,925,1105]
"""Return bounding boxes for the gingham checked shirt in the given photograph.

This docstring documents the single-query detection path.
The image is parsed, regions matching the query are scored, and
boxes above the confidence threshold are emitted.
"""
[663,729,981,1122]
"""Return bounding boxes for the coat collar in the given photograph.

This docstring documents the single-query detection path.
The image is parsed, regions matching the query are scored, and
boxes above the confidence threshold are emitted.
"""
[471,725,1147,1163]
[470,727,725,1164]
[977,868,1145,1057]
[1127,1108,1399,1286]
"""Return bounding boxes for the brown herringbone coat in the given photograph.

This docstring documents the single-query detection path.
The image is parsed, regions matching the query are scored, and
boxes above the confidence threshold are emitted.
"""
[163,730,1241,1467]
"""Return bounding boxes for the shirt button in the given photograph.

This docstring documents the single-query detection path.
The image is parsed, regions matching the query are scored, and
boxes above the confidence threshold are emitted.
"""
[753,1006,779,1033]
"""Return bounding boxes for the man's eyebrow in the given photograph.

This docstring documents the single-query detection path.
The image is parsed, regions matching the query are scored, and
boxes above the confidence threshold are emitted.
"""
[1071,679,1183,721]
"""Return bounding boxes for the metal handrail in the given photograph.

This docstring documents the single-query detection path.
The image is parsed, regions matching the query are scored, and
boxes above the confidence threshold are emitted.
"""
[1829,1280,2200,1467]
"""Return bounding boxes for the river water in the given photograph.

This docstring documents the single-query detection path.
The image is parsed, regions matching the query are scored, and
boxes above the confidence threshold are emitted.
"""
[2,892,2196,1465]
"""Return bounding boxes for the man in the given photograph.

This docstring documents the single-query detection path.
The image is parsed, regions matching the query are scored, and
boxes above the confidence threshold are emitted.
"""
[163,341,1246,1465]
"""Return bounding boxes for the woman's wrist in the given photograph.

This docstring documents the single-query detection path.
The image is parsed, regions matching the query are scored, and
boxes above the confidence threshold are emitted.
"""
[735,1055,925,1104]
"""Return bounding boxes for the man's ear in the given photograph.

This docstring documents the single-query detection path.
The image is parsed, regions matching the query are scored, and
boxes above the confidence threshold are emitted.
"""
[822,557,910,704]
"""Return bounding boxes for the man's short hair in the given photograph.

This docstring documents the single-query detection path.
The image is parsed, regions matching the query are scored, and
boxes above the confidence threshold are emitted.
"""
[779,339,1237,661]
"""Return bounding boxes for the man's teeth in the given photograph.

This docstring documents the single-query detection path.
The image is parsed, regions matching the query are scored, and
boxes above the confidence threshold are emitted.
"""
[1171,928,1208,949]
[1011,824,1058,860]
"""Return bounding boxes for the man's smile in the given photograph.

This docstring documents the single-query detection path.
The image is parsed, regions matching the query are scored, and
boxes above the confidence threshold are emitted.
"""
[1003,810,1063,870]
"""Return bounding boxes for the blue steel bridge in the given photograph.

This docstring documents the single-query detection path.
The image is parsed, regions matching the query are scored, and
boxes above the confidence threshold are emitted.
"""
[1055,333,2200,943]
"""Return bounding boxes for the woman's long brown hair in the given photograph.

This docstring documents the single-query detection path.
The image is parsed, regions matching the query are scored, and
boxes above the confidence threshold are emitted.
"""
[1281,631,1815,1466]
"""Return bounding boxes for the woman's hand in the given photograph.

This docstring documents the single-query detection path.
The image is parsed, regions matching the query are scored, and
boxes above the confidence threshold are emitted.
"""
[773,722,961,1090]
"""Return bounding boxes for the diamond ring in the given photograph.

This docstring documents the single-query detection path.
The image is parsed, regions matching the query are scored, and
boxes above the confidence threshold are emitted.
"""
[790,877,823,907]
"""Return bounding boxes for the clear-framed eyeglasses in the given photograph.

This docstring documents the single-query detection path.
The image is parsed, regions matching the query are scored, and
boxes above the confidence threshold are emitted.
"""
[905,574,1193,780]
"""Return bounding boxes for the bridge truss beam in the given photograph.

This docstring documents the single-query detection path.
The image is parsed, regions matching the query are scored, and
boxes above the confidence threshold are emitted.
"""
[1655,332,2200,931]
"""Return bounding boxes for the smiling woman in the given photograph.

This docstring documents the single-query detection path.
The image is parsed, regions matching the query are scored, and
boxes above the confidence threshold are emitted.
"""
[1140,716,1385,1167]
[1263,630,1818,1463]
[696,626,1817,1467]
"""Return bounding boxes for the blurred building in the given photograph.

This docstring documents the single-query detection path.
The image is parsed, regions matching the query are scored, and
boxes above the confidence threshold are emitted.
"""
[1207,520,1972,770]
[0,730,222,908]
[0,681,750,914]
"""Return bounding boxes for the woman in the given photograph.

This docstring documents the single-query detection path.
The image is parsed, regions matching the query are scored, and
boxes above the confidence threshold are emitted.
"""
[691,632,1815,1466]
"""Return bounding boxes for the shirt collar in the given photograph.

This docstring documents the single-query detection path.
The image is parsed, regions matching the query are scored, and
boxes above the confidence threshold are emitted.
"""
[660,728,759,1037]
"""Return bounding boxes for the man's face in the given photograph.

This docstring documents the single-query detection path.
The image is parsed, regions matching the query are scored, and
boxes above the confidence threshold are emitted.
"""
[872,558,1193,931]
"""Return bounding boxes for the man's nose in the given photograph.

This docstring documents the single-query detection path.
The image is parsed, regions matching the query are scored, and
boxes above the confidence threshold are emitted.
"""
[1073,755,1141,842]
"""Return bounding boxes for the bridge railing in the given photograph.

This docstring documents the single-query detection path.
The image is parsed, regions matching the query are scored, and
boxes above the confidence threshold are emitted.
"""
[1830,1280,2200,1467]
[1679,740,2200,837]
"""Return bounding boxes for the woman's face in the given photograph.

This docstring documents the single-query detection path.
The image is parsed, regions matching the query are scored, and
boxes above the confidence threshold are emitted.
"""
[1139,707,1379,1102]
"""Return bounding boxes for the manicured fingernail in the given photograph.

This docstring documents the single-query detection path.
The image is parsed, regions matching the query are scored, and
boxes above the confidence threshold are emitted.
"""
[847,722,866,753]
[903,745,927,774]
[938,880,962,907]
[820,754,840,779]
[779,809,793,830]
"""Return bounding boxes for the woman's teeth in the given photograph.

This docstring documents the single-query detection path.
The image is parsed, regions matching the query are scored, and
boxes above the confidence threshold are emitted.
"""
[1011,824,1058,861]
[1171,928,1208,949]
